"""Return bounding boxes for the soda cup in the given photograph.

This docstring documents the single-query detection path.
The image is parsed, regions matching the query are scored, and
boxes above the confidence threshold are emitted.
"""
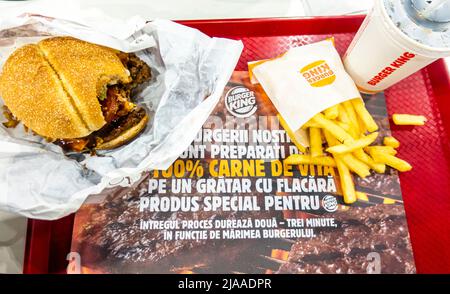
[343,0,450,93]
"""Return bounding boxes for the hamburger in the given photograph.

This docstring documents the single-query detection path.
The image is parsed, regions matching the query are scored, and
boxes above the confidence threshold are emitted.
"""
[0,37,151,152]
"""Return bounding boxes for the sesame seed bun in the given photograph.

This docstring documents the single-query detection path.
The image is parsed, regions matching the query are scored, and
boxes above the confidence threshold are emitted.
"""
[38,37,131,132]
[0,44,91,139]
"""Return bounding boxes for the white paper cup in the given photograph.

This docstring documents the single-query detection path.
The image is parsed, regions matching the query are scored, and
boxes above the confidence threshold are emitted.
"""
[343,0,450,93]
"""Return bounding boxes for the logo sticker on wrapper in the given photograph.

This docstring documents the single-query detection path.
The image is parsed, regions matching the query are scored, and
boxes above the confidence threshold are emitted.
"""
[300,60,336,87]
[225,86,257,118]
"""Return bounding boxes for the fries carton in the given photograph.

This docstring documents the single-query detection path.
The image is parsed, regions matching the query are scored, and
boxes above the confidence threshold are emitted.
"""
[249,39,413,205]
[251,39,361,135]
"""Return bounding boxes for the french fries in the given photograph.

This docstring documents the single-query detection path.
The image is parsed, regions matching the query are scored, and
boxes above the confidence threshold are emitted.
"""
[342,100,361,135]
[312,113,353,143]
[337,104,358,138]
[357,115,368,135]
[284,154,336,167]
[336,121,352,133]
[326,132,378,154]
[353,148,386,174]
[340,153,371,178]
[351,98,379,132]
[277,96,422,205]
[324,105,339,120]
[383,136,400,148]
[309,127,323,157]
[392,114,427,126]
[365,145,397,156]
[369,149,412,172]
[323,130,335,146]
[323,129,358,203]
[335,156,357,204]
[337,104,351,125]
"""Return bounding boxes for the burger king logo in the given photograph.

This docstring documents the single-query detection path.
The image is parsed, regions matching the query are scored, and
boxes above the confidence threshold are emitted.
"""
[225,86,257,118]
[300,60,336,87]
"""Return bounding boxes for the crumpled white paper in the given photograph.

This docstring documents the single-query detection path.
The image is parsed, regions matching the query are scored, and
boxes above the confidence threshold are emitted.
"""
[0,4,243,220]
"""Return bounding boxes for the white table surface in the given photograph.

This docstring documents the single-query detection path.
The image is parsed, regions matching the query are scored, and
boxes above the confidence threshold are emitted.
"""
[0,0,447,274]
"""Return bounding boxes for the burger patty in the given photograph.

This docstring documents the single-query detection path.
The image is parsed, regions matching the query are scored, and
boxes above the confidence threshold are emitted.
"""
[56,53,151,152]
[99,53,152,124]
[118,53,152,88]
[95,107,146,143]
[56,108,147,152]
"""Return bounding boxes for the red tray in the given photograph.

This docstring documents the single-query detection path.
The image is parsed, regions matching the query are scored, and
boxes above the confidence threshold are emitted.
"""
[24,16,450,274]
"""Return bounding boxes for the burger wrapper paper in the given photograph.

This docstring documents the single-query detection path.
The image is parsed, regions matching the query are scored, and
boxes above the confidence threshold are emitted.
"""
[0,7,243,219]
